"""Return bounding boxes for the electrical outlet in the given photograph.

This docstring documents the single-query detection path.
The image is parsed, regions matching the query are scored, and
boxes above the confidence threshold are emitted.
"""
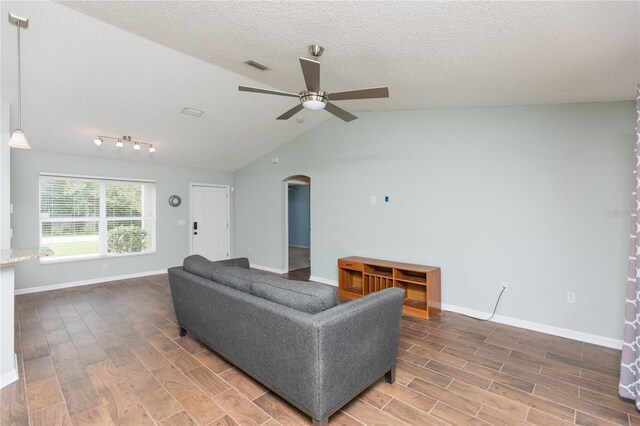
[500,282,509,292]
[567,292,576,303]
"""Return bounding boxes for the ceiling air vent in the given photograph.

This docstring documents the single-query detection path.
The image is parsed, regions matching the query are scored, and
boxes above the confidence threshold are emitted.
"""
[244,60,270,71]
[181,107,204,117]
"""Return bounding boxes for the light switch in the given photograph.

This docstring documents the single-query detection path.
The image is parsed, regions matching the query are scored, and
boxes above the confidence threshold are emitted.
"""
[177,219,186,226]
[370,196,376,205]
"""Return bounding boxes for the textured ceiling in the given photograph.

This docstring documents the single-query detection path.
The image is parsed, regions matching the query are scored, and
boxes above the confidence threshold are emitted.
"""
[60,0,639,109]
[1,1,638,172]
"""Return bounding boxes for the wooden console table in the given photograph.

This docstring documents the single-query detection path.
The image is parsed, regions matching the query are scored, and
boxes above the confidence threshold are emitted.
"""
[338,256,441,319]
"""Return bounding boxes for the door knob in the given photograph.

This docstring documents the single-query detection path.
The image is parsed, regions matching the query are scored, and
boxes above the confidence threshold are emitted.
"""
[193,232,198,235]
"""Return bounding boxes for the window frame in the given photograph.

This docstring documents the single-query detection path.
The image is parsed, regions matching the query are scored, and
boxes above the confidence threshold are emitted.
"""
[39,173,157,264]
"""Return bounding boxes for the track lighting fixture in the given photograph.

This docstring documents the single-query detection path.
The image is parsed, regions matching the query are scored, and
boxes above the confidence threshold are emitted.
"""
[93,135,156,152]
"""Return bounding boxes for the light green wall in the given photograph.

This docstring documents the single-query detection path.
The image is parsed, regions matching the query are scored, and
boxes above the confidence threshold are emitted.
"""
[234,102,634,340]
[1,100,15,381]
[11,150,232,290]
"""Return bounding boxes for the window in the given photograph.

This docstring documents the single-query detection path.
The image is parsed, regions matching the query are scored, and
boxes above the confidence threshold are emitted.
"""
[39,174,156,262]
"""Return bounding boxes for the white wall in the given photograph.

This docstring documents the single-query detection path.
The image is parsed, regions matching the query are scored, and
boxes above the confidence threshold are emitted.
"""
[11,150,232,291]
[234,101,635,342]
[0,99,17,387]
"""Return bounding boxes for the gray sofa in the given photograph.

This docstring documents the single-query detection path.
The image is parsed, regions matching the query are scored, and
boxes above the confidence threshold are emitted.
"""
[168,256,404,425]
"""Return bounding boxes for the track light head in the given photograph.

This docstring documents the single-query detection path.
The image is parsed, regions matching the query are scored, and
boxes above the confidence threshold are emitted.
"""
[116,140,123,148]
[133,142,140,150]
[94,138,102,146]
[148,145,155,153]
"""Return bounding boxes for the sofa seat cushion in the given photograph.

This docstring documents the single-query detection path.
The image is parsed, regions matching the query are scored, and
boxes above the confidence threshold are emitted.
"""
[211,266,260,293]
[250,275,337,314]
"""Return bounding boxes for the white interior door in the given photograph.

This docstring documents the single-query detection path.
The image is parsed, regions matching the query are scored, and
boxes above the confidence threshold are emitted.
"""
[191,185,229,260]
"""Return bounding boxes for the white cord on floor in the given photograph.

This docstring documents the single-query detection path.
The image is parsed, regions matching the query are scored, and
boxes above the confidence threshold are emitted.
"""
[460,286,507,322]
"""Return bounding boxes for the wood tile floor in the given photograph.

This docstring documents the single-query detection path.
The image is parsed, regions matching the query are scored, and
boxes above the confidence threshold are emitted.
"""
[2,273,635,426]
[288,247,310,272]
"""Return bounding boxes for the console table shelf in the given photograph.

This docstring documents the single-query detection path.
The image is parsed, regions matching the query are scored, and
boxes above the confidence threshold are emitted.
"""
[338,256,441,319]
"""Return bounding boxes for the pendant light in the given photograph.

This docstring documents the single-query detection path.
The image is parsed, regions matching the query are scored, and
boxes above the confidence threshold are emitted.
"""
[7,13,30,150]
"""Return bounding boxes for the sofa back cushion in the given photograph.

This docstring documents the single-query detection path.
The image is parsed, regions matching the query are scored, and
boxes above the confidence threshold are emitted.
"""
[215,257,250,270]
[211,266,260,293]
[183,255,251,280]
[183,255,217,279]
[250,275,337,314]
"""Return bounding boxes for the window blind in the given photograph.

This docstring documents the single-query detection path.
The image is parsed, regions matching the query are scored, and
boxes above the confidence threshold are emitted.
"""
[39,175,156,261]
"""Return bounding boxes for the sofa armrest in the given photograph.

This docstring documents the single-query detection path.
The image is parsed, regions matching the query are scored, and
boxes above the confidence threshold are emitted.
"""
[311,288,405,419]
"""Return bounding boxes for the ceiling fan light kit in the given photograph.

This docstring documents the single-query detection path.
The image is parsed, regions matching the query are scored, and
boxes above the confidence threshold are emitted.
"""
[301,91,327,111]
[238,45,389,122]
[7,12,31,150]
[93,135,156,153]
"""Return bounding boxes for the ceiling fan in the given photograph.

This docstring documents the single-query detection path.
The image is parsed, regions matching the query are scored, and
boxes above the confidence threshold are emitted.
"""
[238,45,389,122]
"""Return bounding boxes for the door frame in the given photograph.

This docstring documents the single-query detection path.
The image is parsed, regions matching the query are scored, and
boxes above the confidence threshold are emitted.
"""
[282,176,311,272]
[189,183,231,259]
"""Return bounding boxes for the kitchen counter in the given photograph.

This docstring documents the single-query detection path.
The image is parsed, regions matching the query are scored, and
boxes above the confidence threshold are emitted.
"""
[0,248,52,266]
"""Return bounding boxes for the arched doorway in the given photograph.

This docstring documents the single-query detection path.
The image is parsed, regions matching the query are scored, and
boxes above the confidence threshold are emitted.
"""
[283,175,310,276]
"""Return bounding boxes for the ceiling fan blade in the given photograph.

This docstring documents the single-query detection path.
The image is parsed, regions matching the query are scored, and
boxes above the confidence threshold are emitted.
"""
[276,103,304,120]
[299,58,320,93]
[238,85,299,98]
[325,103,358,122]
[329,87,389,101]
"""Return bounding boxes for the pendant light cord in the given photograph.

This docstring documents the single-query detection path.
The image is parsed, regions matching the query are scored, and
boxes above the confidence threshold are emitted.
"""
[16,20,22,129]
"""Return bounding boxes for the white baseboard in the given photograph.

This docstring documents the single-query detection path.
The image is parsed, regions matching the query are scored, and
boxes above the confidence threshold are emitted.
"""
[0,354,18,389]
[289,245,310,249]
[442,303,622,350]
[250,264,287,274]
[14,269,167,295]
[62,263,614,351]
[300,274,622,349]
[309,275,338,286]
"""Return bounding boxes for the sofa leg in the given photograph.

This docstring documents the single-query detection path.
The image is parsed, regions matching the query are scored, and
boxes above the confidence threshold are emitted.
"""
[179,326,187,337]
[312,417,328,426]
[384,366,396,384]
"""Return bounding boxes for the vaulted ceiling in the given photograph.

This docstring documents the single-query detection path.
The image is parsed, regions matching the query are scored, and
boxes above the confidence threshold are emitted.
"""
[1,1,637,172]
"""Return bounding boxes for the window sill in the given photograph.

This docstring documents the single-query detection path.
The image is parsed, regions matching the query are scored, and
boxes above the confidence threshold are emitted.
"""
[39,251,156,265]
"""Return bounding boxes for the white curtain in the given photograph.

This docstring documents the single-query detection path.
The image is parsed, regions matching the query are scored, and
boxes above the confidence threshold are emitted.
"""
[620,85,640,409]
